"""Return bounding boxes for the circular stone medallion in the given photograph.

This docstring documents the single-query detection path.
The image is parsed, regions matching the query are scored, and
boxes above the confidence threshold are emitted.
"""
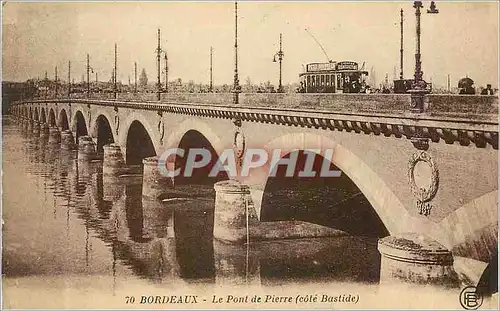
[408,151,439,202]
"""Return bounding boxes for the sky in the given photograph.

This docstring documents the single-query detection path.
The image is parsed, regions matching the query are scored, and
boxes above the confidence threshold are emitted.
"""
[2,1,499,89]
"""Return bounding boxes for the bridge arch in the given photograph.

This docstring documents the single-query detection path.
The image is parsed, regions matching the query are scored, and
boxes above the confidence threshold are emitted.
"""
[48,108,56,127]
[259,149,389,237]
[119,112,160,155]
[91,114,116,153]
[33,107,39,121]
[476,253,498,296]
[174,129,228,185]
[163,118,228,187]
[41,107,45,123]
[71,110,88,141]
[165,118,226,154]
[124,120,156,166]
[58,109,70,131]
[40,107,46,123]
[430,190,498,263]
[250,132,429,235]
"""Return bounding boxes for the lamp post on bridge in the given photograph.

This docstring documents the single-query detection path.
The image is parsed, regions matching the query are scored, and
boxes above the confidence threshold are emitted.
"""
[272,33,284,93]
[86,53,94,98]
[155,29,164,101]
[409,0,439,113]
[54,66,58,98]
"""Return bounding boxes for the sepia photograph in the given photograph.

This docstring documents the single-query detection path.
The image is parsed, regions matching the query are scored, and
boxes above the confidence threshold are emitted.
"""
[1,1,499,309]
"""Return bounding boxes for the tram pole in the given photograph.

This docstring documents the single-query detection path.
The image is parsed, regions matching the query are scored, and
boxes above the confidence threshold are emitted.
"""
[273,33,284,93]
[232,1,241,104]
[164,48,168,93]
[68,61,71,97]
[447,74,450,93]
[134,62,137,94]
[87,54,90,98]
[209,47,213,93]
[54,66,58,98]
[114,43,118,99]
[86,53,93,98]
[156,29,162,101]
[44,71,48,98]
[400,9,404,80]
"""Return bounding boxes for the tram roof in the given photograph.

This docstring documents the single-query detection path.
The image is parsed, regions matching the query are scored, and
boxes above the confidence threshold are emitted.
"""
[299,70,369,77]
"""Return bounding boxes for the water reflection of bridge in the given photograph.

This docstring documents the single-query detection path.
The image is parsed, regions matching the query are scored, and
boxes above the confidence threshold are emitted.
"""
[23,135,381,286]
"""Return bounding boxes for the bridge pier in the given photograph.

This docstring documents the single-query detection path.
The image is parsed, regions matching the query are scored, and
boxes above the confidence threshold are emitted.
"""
[213,180,259,244]
[378,233,459,288]
[48,127,61,144]
[27,119,34,133]
[102,175,125,201]
[213,240,260,286]
[142,156,173,200]
[149,237,180,281]
[32,122,40,136]
[142,199,174,239]
[60,130,76,150]
[77,136,97,161]
[19,119,27,134]
[40,123,50,139]
[103,144,127,176]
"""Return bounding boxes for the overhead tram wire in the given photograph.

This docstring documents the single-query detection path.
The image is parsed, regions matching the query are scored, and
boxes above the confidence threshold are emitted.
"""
[305,28,332,63]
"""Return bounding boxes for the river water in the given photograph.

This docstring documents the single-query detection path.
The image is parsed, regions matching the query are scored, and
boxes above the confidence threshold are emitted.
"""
[2,116,467,309]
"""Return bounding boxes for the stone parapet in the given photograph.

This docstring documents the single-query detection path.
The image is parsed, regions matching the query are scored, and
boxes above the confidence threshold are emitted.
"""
[13,96,499,149]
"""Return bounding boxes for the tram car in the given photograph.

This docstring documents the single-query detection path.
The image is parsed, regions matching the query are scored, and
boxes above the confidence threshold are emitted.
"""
[298,61,369,93]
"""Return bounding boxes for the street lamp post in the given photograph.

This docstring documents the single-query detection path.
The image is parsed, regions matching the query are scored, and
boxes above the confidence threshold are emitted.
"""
[409,0,438,113]
[273,33,284,93]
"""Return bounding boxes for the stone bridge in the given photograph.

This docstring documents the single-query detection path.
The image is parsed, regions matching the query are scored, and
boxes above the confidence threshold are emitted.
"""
[10,93,499,286]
